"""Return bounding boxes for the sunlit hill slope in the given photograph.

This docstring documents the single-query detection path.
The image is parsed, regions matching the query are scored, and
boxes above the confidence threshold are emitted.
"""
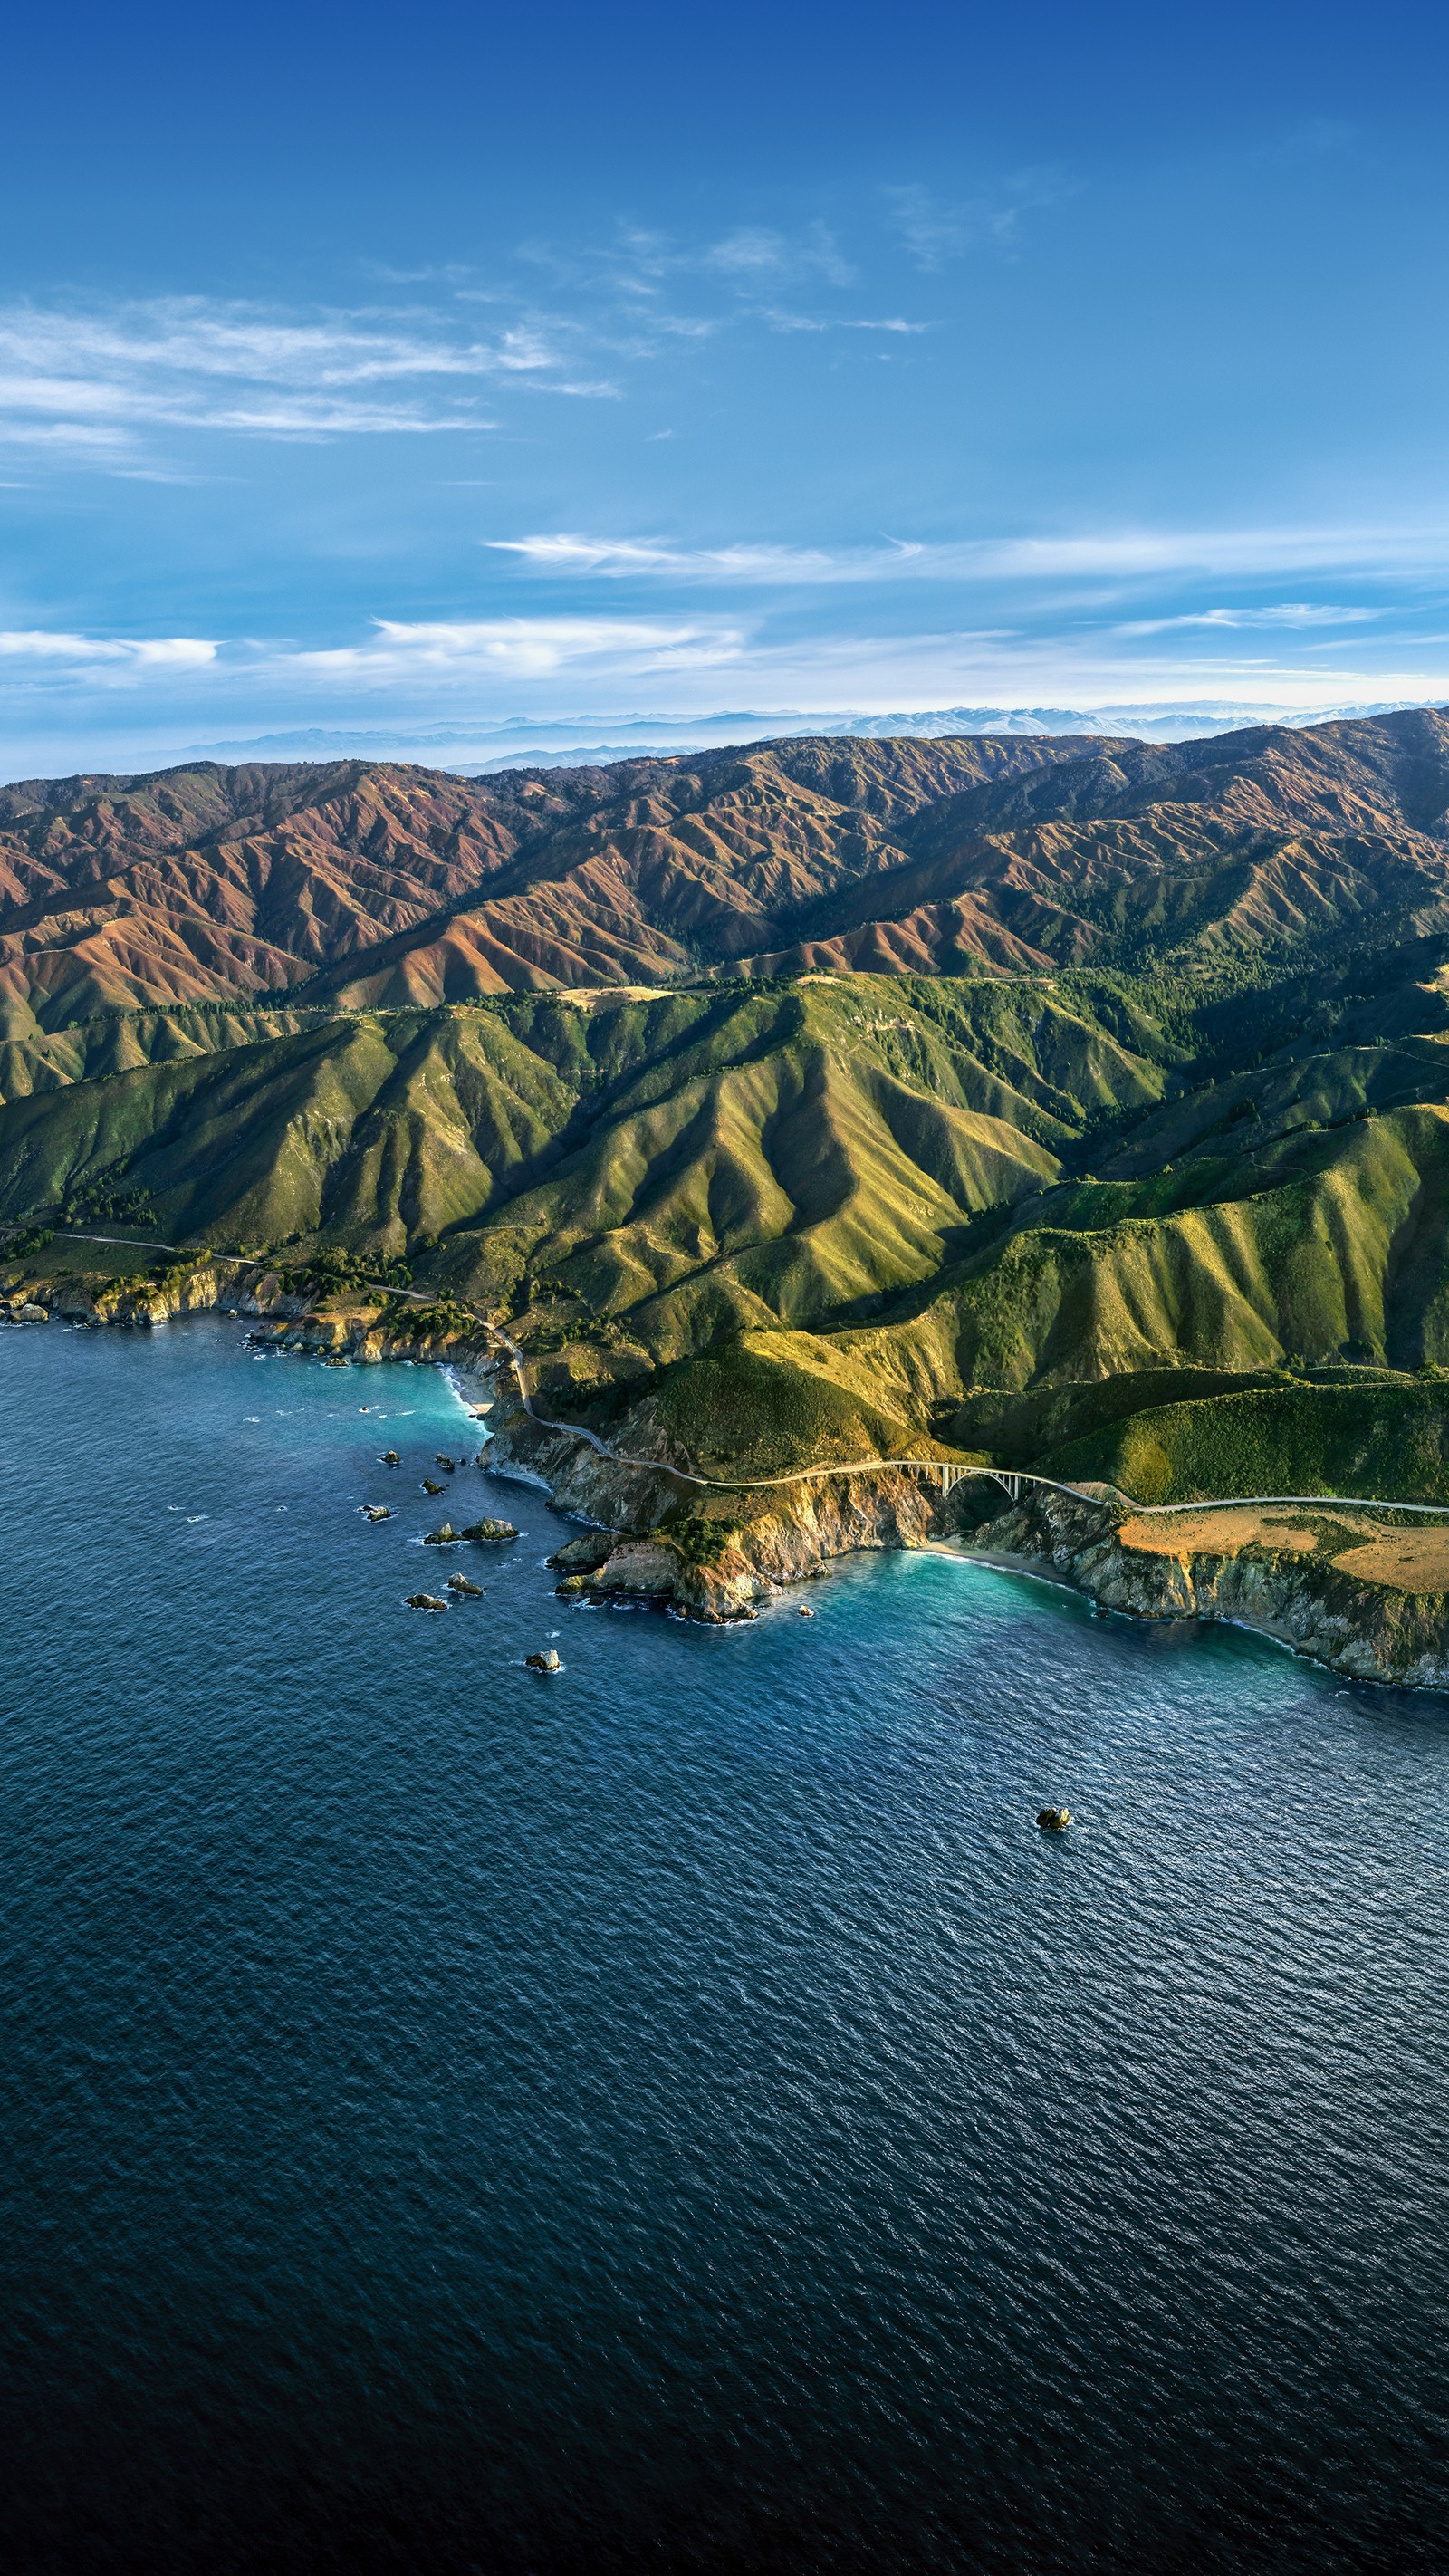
[6,709,1449,1500]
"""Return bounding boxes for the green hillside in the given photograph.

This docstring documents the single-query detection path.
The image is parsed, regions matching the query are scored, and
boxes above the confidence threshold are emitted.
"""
[576,1330,927,1482]
[1039,1379,1449,1506]
[9,720,1449,1501]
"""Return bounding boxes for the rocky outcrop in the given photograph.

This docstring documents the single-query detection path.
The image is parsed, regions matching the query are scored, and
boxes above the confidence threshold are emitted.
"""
[246,1304,489,1363]
[975,1485,1449,1687]
[20,1259,226,1326]
[487,1399,939,1620]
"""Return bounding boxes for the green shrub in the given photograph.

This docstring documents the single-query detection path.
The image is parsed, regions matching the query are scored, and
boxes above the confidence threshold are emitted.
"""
[657,1511,744,1566]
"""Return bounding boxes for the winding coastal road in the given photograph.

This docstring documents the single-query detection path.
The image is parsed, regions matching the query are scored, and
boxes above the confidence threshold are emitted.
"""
[42,1241,1439,1524]
[448,1300,1449,1523]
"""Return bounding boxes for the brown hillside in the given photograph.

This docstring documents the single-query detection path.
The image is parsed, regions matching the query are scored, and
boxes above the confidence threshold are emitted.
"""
[0,736,1098,1033]
[5,711,1449,1033]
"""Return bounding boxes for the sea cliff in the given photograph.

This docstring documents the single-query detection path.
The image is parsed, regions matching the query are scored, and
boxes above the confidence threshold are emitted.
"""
[485,1400,1449,1677]
[970,1485,1449,1688]
[484,1396,937,1621]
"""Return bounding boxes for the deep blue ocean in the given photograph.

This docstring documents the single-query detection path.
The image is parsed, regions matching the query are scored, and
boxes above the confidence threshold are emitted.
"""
[2,1317,1448,2574]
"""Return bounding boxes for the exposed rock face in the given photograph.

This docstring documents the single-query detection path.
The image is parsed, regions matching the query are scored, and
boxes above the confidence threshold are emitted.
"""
[32,1260,224,1326]
[975,1485,1449,1687]
[10,1255,494,1367]
[247,1306,488,1363]
[493,1401,1449,1673]
[489,1401,937,1620]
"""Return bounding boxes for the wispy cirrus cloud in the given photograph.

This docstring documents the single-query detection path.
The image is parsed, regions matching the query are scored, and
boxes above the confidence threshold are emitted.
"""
[279,615,742,684]
[760,311,928,336]
[487,533,932,582]
[0,295,616,461]
[531,217,856,299]
[1120,603,1382,634]
[971,528,1437,582]
[702,223,854,286]
[0,629,216,671]
[886,172,1070,269]
[488,524,1449,592]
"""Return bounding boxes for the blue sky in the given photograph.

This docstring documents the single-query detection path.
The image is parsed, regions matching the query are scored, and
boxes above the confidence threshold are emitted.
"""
[4,0,1449,774]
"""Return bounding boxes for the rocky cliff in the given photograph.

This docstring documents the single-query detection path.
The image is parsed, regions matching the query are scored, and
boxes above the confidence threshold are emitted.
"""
[484,1396,938,1620]
[975,1484,1449,1687]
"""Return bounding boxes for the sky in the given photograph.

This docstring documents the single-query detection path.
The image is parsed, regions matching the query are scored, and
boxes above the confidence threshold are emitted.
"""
[5,0,1449,775]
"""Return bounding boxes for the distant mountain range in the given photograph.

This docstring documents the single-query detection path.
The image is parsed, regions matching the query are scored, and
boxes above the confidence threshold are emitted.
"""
[175,697,1428,770]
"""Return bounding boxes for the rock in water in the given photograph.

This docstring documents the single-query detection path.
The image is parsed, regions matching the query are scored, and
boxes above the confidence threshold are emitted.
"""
[380,1450,399,1466]
[423,1523,460,1545]
[1036,1807,1072,1832]
[447,1573,483,1598]
[525,1648,561,1673]
[461,1518,518,1544]
[436,1455,456,1471]
[362,1504,392,1522]
[406,1592,447,1611]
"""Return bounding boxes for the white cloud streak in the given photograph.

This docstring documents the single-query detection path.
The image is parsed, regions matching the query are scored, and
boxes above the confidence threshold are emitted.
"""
[279,616,743,684]
[0,630,216,670]
[0,296,617,455]
[487,533,933,583]
[1119,603,1380,633]
[488,524,1449,593]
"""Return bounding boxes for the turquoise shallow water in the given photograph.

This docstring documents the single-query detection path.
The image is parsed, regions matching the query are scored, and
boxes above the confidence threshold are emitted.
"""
[2,1318,1448,2572]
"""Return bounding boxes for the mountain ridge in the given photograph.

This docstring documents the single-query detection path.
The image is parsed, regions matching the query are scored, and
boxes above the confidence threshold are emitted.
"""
[5,710,1449,1038]
[8,709,1449,1522]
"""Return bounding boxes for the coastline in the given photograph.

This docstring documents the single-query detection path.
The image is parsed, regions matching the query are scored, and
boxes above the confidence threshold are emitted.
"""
[9,1268,1449,1682]
[928,1538,1321,1665]
[480,1405,1449,1683]
[958,1487,1449,1691]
